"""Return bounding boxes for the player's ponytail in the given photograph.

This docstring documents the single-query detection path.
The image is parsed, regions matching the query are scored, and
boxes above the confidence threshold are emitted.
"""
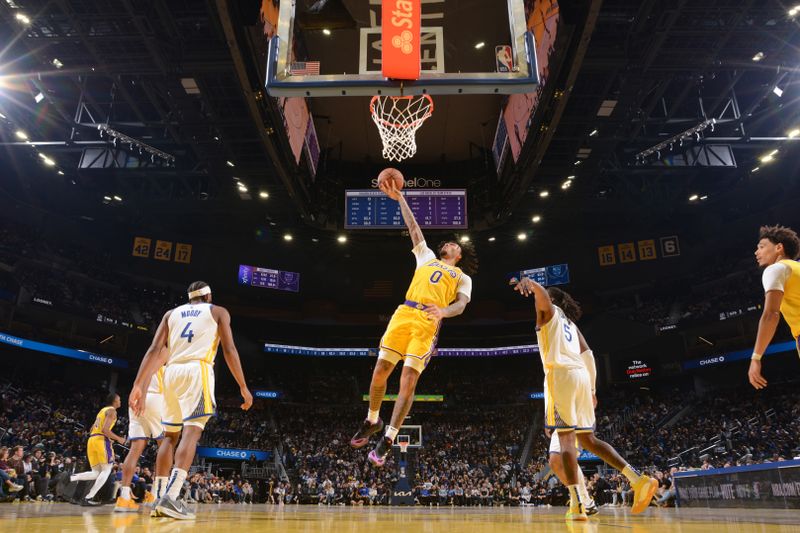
[547,287,582,323]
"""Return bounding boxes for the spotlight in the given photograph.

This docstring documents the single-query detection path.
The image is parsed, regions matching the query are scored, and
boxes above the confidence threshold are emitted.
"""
[751,167,760,173]
[788,129,800,138]
[34,92,44,104]
[773,86,784,98]
[566,175,575,180]
[517,233,527,241]
[759,149,778,163]
[532,215,541,223]
[474,42,485,49]
[57,170,64,175]
[488,237,496,242]
[752,52,765,62]
[337,235,347,243]
[322,28,331,35]
[539,190,549,198]
[459,235,470,243]
[561,180,572,190]
[283,234,293,242]
[43,157,55,166]
[51,58,64,69]
[103,196,112,201]
[113,195,122,202]
[238,185,248,193]
[15,13,30,24]
[589,129,598,137]
[226,160,235,167]
[14,130,27,140]
[689,194,699,201]
[259,191,269,199]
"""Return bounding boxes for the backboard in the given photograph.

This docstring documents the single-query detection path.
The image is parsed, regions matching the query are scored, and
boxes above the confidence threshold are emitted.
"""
[393,424,422,448]
[265,0,538,97]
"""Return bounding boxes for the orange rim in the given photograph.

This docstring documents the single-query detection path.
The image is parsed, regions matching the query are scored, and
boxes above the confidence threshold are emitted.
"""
[370,95,434,130]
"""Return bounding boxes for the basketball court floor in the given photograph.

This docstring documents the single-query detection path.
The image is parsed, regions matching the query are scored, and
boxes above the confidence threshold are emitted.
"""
[0,503,798,532]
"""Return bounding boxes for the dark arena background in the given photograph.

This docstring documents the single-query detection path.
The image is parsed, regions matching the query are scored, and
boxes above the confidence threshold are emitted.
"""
[0,0,799,531]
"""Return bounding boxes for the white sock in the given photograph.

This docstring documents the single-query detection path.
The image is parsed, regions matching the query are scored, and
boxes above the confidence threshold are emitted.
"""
[85,465,112,499]
[366,409,380,424]
[385,425,399,442]
[577,469,591,504]
[165,468,187,499]
[155,476,169,498]
[71,470,100,482]
[120,486,131,500]
[622,464,642,484]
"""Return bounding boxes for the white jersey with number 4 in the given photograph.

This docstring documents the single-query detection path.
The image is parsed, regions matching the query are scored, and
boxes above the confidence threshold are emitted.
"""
[167,303,219,365]
[535,305,583,370]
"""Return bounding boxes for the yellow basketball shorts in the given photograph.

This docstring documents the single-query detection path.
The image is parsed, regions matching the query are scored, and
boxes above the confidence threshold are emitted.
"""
[379,305,441,374]
[87,436,113,467]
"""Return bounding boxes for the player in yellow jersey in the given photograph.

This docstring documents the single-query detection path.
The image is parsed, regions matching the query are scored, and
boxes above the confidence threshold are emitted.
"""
[70,393,126,506]
[513,278,657,519]
[748,225,800,389]
[349,179,478,467]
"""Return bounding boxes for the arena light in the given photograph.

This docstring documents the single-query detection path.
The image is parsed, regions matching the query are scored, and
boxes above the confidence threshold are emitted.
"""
[51,58,64,69]
[791,5,800,16]
[752,52,765,62]
[759,149,778,163]
[539,190,549,198]
[103,195,112,201]
[573,160,581,165]
[589,129,598,137]
[226,160,235,167]
[517,233,527,241]
[459,235,470,243]
[337,235,347,243]
[97,124,175,165]
[14,12,30,24]
[33,92,44,104]
[57,170,64,175]
[322,28,331,36]
[561,180,572,190]
[700,195,708,200]
[474,42,485,49]
[751,166,760,173]
[113,195,122,202]
[14,130,27,140]
[636,118,716,161]
[689,194,699,202]
[488,237,496,242]
[238,185,248,193]
[773,86,784,98]
[532,215,541,223]
[566,175,575,180]
[789,129,800,138]
[43,157,55,166]
[283,234,293,242]
[259,191,269,199]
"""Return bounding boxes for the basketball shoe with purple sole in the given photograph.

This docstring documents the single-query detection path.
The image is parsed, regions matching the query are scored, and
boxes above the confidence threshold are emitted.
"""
[350,418,384,449]
[368,436,393,467]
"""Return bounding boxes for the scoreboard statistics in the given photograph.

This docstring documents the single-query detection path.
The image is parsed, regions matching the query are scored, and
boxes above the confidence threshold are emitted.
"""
[345,189,467,229]
[238,265,300,292]
[507,264,570,287]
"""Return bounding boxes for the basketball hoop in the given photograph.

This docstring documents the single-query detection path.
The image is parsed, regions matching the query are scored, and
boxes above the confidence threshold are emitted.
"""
[398,440,410,454]
[370,95,434,162]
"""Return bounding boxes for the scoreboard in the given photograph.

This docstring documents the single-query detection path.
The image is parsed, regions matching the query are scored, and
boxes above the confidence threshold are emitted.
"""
[237,265,300,292]
[345,189,467,229]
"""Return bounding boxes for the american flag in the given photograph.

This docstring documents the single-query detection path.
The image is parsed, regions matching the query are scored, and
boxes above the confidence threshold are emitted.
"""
[290,61,320,75]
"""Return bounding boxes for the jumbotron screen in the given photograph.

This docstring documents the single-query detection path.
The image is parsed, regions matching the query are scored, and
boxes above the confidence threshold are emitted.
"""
[345,189,467,229]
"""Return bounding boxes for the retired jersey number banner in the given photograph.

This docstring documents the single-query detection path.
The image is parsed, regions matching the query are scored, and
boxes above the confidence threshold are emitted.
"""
[382,0,421,79]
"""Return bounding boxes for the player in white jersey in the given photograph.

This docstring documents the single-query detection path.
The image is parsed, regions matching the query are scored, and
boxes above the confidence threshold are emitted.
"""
[115,359,167,512]
[514,278,657,520]
[129,281,253,520]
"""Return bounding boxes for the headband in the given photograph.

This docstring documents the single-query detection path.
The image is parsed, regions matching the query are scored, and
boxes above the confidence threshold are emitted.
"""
[188,286,211,299]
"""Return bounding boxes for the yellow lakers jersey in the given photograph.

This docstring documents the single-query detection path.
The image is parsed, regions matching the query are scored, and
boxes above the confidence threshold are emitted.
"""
[90,406,116,437]
[779,260,800,338]
[406,243,471,309]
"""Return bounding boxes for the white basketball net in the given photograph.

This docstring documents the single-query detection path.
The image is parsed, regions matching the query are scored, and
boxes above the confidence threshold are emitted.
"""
[370,95,434,162]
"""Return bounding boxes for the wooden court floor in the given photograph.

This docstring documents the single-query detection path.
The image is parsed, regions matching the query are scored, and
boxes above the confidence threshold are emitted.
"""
[0,502,799,532]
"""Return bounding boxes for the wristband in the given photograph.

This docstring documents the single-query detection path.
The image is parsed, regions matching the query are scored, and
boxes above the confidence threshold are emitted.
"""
[751,352,763,361]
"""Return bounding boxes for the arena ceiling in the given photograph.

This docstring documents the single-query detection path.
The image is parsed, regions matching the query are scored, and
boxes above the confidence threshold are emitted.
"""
[0,0,798,242]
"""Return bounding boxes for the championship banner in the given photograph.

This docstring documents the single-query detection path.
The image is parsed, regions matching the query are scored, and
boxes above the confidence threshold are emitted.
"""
[0,332,128,368]
[674,460,800,509]
[196,447,272,461]
[382,0,421,79]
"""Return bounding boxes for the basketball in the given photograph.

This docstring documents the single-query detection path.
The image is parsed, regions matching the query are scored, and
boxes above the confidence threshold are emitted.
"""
[377,168,404,191]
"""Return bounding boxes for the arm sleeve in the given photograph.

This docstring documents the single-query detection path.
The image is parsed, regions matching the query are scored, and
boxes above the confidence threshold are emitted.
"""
[580,349,597,392]
[456,274,473,301]
[762,263,790,292]
[411,241,436,268]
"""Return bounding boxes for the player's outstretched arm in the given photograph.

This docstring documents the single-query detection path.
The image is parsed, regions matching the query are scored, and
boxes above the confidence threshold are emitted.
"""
[130,311,171,415]
[214,306,253,410]
[381,181,424,247]
[423,292,470,321]
[748,290,784,389]
[513,278,554,326]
